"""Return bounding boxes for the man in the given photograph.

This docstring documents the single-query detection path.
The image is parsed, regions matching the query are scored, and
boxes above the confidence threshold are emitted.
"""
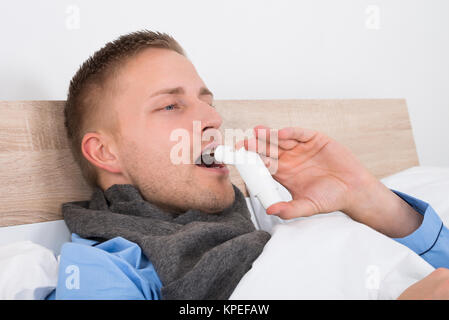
[58,30,449,300]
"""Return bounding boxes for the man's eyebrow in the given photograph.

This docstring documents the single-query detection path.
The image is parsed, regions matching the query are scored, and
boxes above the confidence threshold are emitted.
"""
[150,86,214,98]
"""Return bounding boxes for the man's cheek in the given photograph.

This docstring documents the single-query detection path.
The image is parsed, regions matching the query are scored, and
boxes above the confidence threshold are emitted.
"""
[166,139,193,165]
[149,145,177,169]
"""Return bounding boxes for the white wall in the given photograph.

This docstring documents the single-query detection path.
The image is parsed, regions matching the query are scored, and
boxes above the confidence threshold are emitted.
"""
[1,0,448,166]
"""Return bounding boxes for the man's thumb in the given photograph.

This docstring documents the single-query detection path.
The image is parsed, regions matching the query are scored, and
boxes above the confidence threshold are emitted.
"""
[266,199,317,220]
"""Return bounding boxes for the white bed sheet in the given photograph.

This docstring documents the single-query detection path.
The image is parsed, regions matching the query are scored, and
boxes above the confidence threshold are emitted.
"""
[230,166,449,299]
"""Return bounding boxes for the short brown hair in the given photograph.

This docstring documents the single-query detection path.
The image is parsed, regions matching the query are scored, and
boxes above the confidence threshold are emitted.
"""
[64,30,186,188]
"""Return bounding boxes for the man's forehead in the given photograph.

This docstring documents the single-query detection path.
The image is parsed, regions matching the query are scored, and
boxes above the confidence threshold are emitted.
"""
[126,47,192,74]
[118,48,202,89]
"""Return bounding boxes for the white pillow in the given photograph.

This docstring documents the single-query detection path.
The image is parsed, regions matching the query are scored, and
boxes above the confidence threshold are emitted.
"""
[380,166,449,225]
[0,240,58,299]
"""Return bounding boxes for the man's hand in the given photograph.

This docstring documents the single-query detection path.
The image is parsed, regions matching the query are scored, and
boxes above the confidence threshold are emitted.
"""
[398,268,449,300]
[236,125,423,238]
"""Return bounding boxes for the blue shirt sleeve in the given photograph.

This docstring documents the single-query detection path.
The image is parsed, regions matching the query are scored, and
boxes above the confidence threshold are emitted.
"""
[49,234,162,300]
[391,189,449,269]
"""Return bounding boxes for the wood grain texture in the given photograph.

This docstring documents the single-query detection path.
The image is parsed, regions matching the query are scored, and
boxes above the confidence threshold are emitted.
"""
[0,99,419,227]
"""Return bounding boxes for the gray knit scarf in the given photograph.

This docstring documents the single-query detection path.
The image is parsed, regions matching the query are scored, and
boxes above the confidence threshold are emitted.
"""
[62,183,271,300]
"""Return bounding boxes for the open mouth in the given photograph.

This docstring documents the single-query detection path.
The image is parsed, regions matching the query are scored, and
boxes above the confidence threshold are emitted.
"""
[195,146,225,169]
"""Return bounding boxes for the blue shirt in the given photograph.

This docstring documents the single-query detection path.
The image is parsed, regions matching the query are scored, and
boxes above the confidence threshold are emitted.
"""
[391,189,449,269]
[46,234,162,300]
[48,190,449,299]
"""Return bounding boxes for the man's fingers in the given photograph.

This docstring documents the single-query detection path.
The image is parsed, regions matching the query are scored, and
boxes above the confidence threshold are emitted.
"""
[278,139,298,150]
[259,154,279,175]
[236,136,299,156]
[242,137,279,159]
[254,125,282,147]
[234,139,245,150]
[266,199,318,220]
[236,125,315,155]
[253,125,273,142]
[255,125,315,151]
[254,125,317,144]
[278,127,317,143]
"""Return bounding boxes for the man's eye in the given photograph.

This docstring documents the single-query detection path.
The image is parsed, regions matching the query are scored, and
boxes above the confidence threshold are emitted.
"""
[163,104,177,111]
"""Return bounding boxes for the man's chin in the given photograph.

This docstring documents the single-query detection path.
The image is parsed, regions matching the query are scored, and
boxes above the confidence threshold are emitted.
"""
[197,179,235,213]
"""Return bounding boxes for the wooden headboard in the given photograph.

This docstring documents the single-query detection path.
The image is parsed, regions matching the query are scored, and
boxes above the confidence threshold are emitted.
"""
[0,99,419,227]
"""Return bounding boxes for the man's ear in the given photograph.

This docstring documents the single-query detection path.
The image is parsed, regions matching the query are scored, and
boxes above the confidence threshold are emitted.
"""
[81,132,122,174]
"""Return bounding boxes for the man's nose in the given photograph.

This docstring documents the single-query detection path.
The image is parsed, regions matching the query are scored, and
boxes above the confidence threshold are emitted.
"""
[196,102,223,131]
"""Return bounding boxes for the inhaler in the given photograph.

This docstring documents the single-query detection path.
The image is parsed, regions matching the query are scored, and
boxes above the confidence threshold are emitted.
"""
[214,145,284,210]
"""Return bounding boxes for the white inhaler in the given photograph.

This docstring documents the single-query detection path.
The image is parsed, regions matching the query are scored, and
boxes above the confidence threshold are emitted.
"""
[214,145,283,210]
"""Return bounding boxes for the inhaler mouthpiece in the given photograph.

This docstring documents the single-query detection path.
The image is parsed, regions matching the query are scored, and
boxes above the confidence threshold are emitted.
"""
[214,145,283,209]
[213,145,236,165]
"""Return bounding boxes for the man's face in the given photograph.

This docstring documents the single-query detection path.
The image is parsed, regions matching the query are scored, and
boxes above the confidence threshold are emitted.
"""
[109,48,235,214]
